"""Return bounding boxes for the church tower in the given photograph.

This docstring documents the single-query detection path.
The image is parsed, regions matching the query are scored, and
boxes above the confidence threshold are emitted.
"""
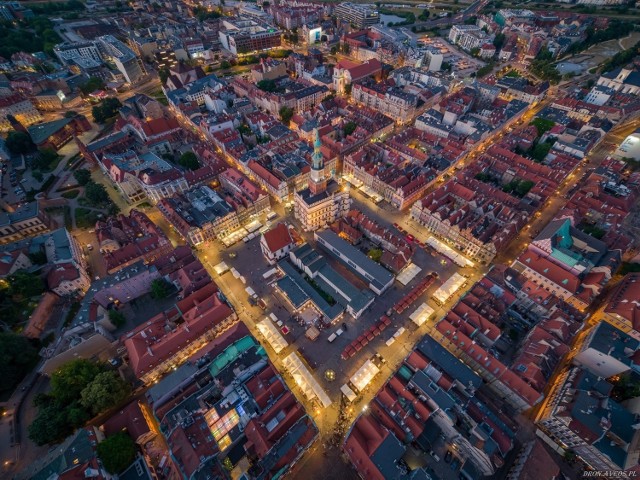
[309,128,327,196]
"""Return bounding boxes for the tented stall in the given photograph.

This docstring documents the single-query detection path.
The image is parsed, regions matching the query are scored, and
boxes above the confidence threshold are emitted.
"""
[256,318,288,354]
[282,352,332,408]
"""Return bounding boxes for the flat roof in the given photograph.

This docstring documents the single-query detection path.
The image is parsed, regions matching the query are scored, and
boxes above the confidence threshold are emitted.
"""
[315,229,394,292]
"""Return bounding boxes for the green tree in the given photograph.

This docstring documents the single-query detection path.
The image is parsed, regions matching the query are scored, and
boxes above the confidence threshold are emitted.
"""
[84,181,110,205]
[158,67,170,84]
[418,9,430,20]
[108,310,126,328]
[220,60,231,69]
[530,118,555,137]
[50,359,104,405]
[5,130,35,155]
[343,121,357,136]
[178,151,200,170]
[73,168,92,186]
[493,33,506,50]
[92,97,123,124]
[28,403,71,445]
[64,110,79,118]
[80,76,105,95]
[32,148,59,171]
[257,79,278,92]
[97,432,137,474]
[150,278,172,299]
[279,106,294,125]
[0,333,39,396]
[80,371,130,416]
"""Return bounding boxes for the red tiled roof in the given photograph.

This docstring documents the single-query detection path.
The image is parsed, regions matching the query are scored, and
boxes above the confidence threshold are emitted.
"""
[102,400,152,442]
[518,250,580,293]
[123,283,234,378]
[606,273,640,333]
[47,263,80,289]
[262,223,294,254]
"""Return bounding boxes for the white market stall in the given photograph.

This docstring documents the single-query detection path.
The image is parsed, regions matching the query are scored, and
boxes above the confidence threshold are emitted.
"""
[213,262,229,275]
[396,263,422,286]
[341,384,357,402]
[432,273,467,305]
[426,237,474,267]
[410,303,435,327]
[350,359,380,393]
[282,352,332,408]
[256,319,288,354]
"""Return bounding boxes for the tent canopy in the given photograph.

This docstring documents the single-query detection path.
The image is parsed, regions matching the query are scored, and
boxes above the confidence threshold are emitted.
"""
[410,303,435,326]
[282,352,332,408]
[350,359,380,392]
[256,319,288,354]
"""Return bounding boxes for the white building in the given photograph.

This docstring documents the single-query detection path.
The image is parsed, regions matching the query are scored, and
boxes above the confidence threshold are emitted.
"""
[615,128,640,161]
[53,41,102,65]
[260,223,296,265]
[97,35,146,84]
[294,130,351,231]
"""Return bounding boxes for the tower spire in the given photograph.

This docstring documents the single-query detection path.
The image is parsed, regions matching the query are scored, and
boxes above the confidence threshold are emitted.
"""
[309,128,326,195]
[312,128,323,170]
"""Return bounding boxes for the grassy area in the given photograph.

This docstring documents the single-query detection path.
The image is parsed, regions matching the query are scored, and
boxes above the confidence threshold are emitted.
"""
[60,189,80,199]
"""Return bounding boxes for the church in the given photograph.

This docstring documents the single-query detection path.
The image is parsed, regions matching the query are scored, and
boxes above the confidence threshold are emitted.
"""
[294,129,351,231]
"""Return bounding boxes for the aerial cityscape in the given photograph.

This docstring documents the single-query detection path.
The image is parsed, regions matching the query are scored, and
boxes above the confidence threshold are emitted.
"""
[1,0,640,478]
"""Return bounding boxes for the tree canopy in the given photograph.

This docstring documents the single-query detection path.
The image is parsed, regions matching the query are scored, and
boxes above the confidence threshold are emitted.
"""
[178,151,200,170]
[5,131,35,155]
[343,121,357,136]
[80,77,105,95]
[84,181,111,205]
[0,333,39,397]
[92,98,122,124]
[151,278,173,299]
[80,371,130,416]
[73,168,92,186]
[29,359,130,445]
[279,106,294,125]
[97,432,137,474]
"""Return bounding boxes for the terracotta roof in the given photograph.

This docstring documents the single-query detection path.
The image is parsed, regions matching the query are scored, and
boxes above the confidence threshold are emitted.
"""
[262,223,293,254]
[123,283,234,378]
[47,263,80,289]
[102,400,152,442]
[517,250,580,293]
[606,273,640,333]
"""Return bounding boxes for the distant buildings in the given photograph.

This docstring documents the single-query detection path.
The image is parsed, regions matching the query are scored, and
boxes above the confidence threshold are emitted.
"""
[333,58,382,95]
[512,218,619,311]
[53,41,102,65]
[595,67,640,96]
[96,209,173,274]
[315,229,394,295]
[96,35,146,84]
[0,202,53,245]
[147,323,318,479]
[448,25,491,52]
[293,129,350,231]
[351,79,418,125]
[0,93,43,131]
[218,17,281,55]
[605,273,640,340]
[158,169,270,246]
[343,334,517,479]
[334,2,379,29]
